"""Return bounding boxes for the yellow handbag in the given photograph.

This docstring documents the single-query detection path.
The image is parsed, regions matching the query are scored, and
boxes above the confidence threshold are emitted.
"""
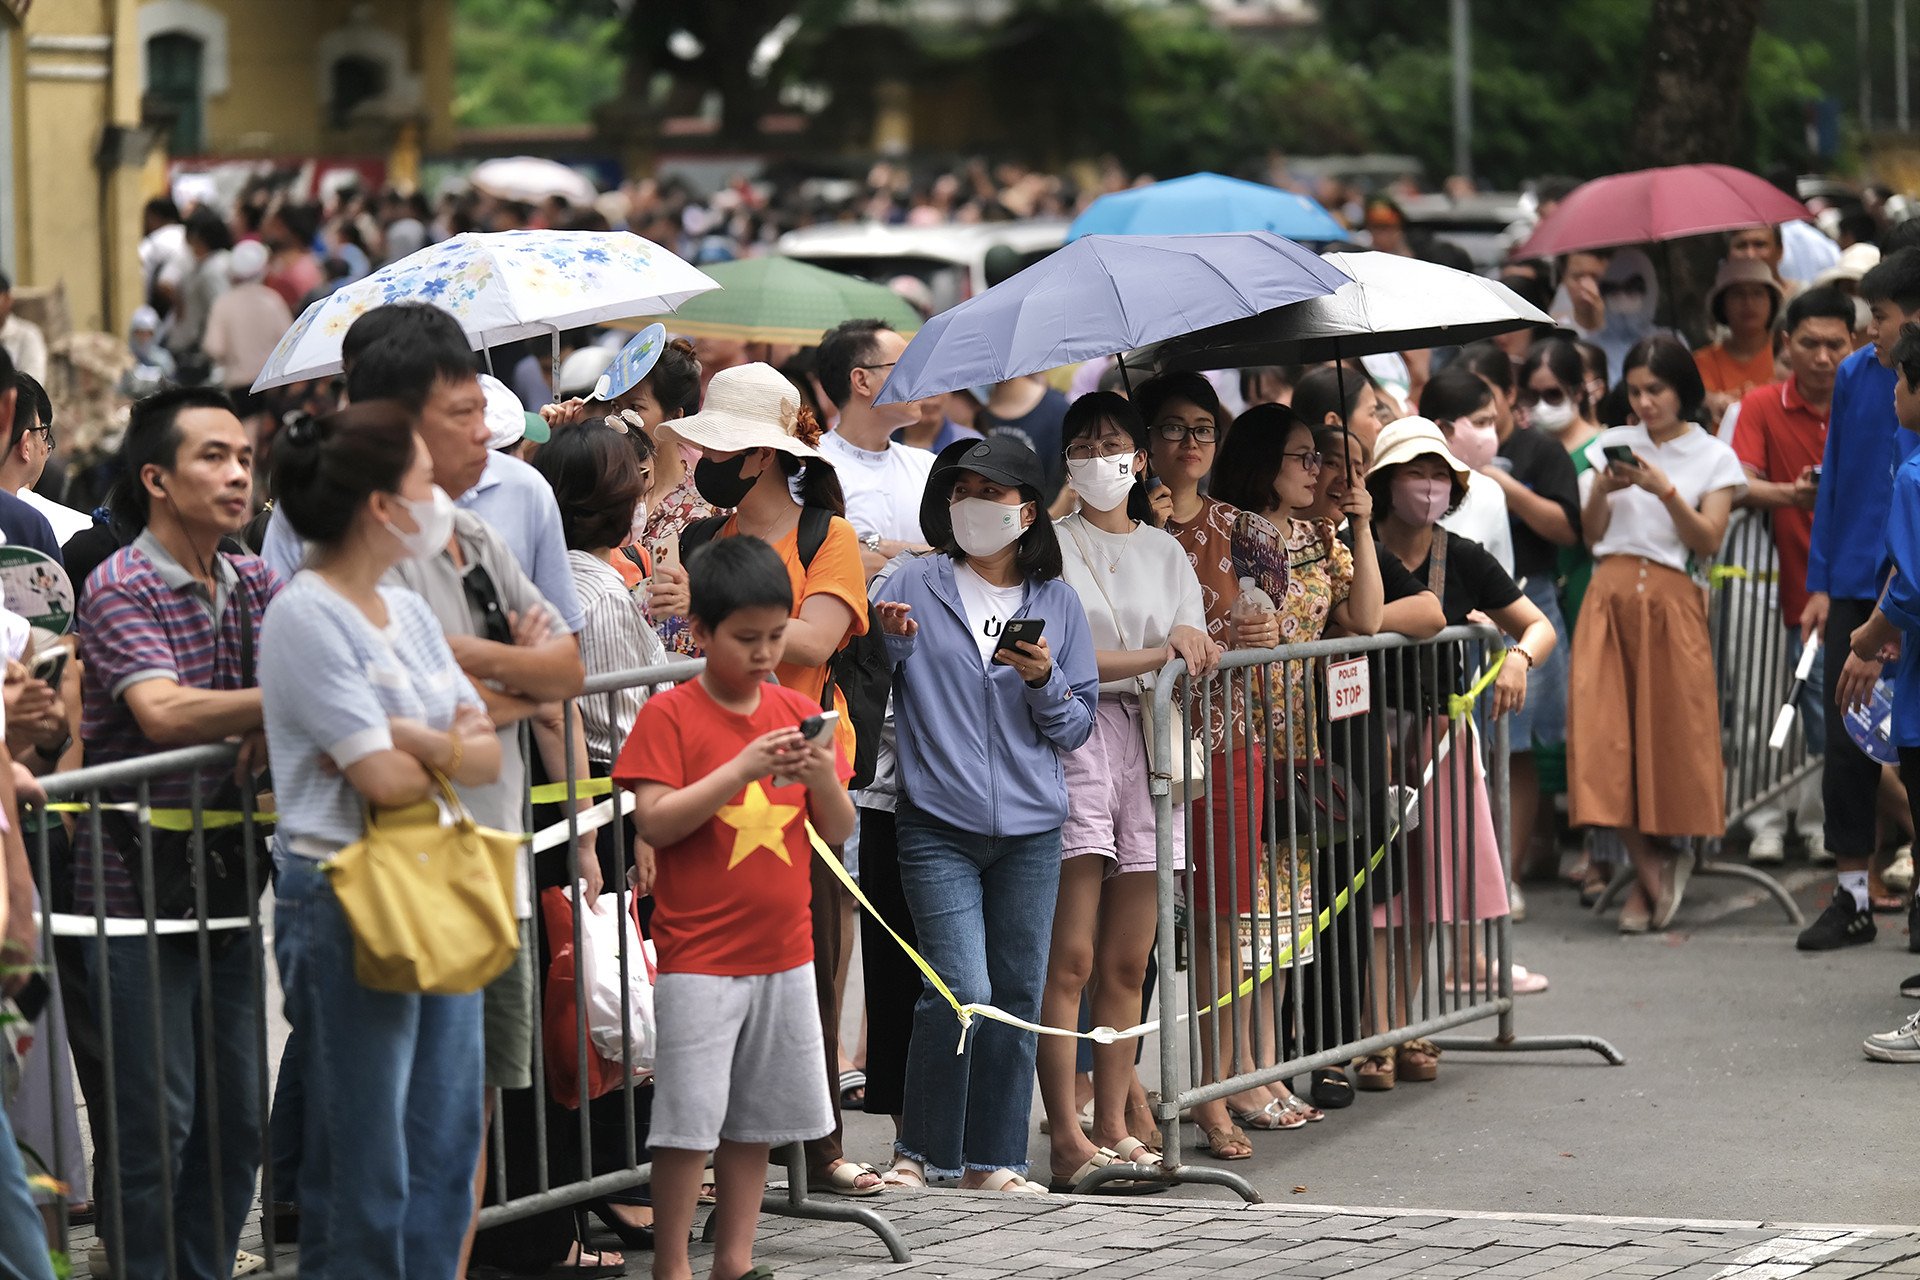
[324,772,522,995]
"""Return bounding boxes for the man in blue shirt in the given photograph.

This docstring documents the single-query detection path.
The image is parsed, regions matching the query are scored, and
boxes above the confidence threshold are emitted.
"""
[1803,249,1920,951]
[1836,319,1920,1040]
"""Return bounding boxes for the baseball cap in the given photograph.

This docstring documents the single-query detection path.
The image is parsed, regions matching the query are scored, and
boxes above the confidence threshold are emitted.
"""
[936,434,1045,493]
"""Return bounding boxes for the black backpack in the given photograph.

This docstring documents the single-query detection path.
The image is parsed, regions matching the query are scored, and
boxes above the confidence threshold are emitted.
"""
[681,508,890,789]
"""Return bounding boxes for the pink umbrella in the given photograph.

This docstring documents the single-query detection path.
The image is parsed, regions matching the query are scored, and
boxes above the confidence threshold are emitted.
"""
[1513,164,1812,259]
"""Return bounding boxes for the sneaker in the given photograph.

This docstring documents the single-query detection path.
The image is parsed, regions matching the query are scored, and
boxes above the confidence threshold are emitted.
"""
[1796,890,1877,951]
[1888,847,1916,895]
[1748,827,1786,864]
[1900,973,1920,998]
[1863,1010,1920,1062]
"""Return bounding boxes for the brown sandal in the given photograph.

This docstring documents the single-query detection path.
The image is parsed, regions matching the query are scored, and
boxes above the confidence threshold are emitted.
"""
[1395,1038,1441,1082]
[1354,1051,1395,1091]
[1198,1123,1253,1160]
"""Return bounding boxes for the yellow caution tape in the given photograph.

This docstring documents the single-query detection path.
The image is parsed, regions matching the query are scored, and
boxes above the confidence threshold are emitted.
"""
[43,776,618,829]
[1447,647,1506,720]
[1708,564,1777,587]
[529,776,614,805]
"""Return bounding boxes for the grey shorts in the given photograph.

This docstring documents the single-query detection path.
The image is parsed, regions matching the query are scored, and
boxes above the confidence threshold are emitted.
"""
[483,938,533,1090]
[649,963,833,1152]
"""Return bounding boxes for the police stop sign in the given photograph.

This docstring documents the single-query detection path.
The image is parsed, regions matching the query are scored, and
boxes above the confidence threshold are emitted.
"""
[1327,656,1370,722]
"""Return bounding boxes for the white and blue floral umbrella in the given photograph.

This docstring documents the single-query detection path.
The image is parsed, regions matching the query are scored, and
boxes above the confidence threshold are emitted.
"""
[251,230,720,392]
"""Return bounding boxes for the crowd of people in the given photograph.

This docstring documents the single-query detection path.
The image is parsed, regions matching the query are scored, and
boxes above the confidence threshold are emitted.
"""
[0,163,1915,1280]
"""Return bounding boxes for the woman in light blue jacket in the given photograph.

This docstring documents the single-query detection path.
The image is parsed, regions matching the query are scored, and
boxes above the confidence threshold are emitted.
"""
[874,435,1098,1196]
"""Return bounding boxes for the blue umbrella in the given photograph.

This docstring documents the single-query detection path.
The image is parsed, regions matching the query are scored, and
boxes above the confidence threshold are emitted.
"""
[1068,173,1347,243]
[874,232,1349,405]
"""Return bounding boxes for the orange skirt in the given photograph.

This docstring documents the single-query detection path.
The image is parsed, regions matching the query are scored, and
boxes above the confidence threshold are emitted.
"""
[1567,556,1726,838]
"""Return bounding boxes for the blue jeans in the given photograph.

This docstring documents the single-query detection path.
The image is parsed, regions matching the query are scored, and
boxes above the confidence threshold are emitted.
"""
[88,931,264,1280]
[272,856,484,1280]
[0,1104,54,1280]
[894,803,1059,1178]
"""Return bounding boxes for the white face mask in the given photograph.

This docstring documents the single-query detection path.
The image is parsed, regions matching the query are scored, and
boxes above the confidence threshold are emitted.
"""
[1065,453,1138,512]
[386,485,456,560]
[950,496,1026,558]
[1529,396,1578,432]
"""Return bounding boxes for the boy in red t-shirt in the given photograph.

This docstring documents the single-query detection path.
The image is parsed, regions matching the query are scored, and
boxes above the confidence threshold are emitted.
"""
[615,535,855,1280]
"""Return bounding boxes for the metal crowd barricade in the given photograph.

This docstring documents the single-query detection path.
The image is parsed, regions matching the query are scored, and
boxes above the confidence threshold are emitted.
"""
[1089,626,1624,1203]
[1592,510,1810,924]
[18,658,904,1280]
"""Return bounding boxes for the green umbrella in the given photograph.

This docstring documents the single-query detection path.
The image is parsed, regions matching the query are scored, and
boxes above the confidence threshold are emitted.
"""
[611,255,922,345]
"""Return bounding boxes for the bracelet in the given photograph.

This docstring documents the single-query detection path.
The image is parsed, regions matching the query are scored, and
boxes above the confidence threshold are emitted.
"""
[1506,645,1534,669]
[444,732,464,776]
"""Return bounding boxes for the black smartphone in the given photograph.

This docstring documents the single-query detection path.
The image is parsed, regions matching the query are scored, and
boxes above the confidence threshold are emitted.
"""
[993,617,1046,654]
[1602,445,1639,468]
[30,647,66,691]
[1810,465,1823,484]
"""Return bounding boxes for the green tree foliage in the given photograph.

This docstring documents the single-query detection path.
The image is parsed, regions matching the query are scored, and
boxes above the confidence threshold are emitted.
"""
[453,0,624,129]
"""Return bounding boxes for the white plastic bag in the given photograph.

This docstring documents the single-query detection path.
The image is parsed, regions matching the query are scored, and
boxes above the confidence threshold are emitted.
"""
[573,884,657,1073]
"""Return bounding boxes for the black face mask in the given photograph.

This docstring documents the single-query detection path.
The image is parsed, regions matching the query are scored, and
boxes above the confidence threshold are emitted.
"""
[693,453,757,508]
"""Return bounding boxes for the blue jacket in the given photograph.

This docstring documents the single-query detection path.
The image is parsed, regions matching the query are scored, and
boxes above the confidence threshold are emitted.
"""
[1880,447,1920,746]
[1808,348,1917,602]
[876,554,1098,837]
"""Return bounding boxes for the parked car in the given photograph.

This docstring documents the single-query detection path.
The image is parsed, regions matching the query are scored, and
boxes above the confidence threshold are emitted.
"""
[774,217,1069,313]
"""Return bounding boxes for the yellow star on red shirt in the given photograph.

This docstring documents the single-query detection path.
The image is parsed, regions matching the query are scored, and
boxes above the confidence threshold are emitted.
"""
[717,780,801,870]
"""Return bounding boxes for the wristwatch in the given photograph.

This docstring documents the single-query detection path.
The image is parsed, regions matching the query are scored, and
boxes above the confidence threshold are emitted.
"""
[861,531,882,552]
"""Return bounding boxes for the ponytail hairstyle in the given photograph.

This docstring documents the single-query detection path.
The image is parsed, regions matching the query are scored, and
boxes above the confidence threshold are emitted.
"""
[643,337,702,420]
[1061,390,1154,524]
[534,418,650,551]
[772,400,848,516]
[271,401,419,546]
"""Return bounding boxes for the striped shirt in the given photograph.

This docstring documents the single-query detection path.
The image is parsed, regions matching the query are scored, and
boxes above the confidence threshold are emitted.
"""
[568,549,665,764]
[74,533,280,916]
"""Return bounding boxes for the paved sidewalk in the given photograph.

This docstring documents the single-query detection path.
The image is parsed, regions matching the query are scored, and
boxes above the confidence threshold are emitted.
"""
[704,1195,1920,1279]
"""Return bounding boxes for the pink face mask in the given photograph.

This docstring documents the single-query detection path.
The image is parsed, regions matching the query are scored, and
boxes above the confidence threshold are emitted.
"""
[1390,472,1453,526]
[1448,418,1500,470]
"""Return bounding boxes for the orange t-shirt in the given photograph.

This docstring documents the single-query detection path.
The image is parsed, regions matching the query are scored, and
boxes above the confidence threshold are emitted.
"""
[614,679,851,975]
[718,511,869,761]
[1695,342,1776,400]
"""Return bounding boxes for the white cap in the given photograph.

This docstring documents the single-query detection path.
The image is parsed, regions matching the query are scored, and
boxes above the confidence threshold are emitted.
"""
[481,374,529,451]
[229,240,270,282]
[557,345,617,397]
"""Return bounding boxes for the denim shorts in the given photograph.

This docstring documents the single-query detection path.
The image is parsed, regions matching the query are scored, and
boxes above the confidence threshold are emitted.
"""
[1508,576,1569,750]
[649,963,833,1151]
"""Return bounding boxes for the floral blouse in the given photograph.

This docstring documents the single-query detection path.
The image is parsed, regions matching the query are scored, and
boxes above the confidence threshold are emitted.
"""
[1167,498,1288,747]
[642,472,722,657]
[1260,517,1353,762]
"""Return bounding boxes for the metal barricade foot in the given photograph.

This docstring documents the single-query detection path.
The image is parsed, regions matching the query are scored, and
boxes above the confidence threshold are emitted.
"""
[1694,858,1806,925]
[727,1143,909,1263]
[1068,1157,1263,1204]
[1427,1031,1627,1065]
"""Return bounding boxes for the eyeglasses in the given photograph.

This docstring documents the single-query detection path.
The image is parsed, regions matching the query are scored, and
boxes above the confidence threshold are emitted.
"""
[1519,386,1569,408]
[30,424,54,451]
[1154,422,1217,444]
[1065,437,1137,461]
[853,361,898,373]
[1281,449,1324,473]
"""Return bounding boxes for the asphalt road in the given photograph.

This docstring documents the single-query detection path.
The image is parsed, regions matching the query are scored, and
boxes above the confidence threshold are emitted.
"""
[838,857,1918,1224]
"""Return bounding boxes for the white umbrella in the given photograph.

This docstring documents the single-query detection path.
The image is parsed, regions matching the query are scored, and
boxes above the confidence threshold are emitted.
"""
[470,156,599,207]
[252,230,720,391]
[1141,250,1554,371]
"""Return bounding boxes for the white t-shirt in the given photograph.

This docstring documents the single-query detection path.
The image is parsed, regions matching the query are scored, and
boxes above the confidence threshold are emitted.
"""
[17,489,91,545]
[1440,471,1516,579]
[1583,423,1749,572]
[820,430,934,546]
[953,562,1026,665]
[1057,513,1206,694]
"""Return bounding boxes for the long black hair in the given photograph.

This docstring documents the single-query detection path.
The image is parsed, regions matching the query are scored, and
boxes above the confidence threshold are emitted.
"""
[1209,402,1312,516]
[1621,334,1707,424]
[1521,338,1592,418]
[1061,390,1154,524]
[942,478,1064,583]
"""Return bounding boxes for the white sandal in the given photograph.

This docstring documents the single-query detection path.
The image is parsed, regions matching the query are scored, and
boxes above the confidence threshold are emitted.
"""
[880,1158,926,1190]
[819,1160,885,1196]
[977,1168,1049,1196]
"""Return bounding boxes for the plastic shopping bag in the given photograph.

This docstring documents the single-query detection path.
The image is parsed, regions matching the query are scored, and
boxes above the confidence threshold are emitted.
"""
[574,884,658,1071]
[540,886,624,1109]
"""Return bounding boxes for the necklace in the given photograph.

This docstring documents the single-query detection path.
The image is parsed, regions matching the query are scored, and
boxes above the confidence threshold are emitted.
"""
[1071,516,1127,574]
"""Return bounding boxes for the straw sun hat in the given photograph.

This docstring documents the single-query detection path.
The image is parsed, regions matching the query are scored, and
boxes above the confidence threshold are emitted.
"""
[1367,416,1471,486]
[670,362,821,458]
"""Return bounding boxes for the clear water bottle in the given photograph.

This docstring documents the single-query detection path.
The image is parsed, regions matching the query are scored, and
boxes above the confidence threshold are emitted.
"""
[1230,575,1275,644]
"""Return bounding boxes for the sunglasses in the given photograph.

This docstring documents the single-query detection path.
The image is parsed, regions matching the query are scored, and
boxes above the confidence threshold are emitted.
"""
[1519,386,1570,408]
[461,564,514,646]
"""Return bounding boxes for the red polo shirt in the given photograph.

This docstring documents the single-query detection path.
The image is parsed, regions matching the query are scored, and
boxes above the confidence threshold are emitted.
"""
[1731,377,1828,624]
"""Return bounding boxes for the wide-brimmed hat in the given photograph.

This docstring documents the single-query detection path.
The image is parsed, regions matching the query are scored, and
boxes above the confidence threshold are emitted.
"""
[1816,241,1882,288]
[934,433,1045,492]
[1706,257,1784,323]
[670,362,820,458]
[1367,416,1472,486]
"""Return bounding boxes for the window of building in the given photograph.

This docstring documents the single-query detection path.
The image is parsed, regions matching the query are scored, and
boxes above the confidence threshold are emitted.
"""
[329,53,388,129]
[146,32,204,154]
